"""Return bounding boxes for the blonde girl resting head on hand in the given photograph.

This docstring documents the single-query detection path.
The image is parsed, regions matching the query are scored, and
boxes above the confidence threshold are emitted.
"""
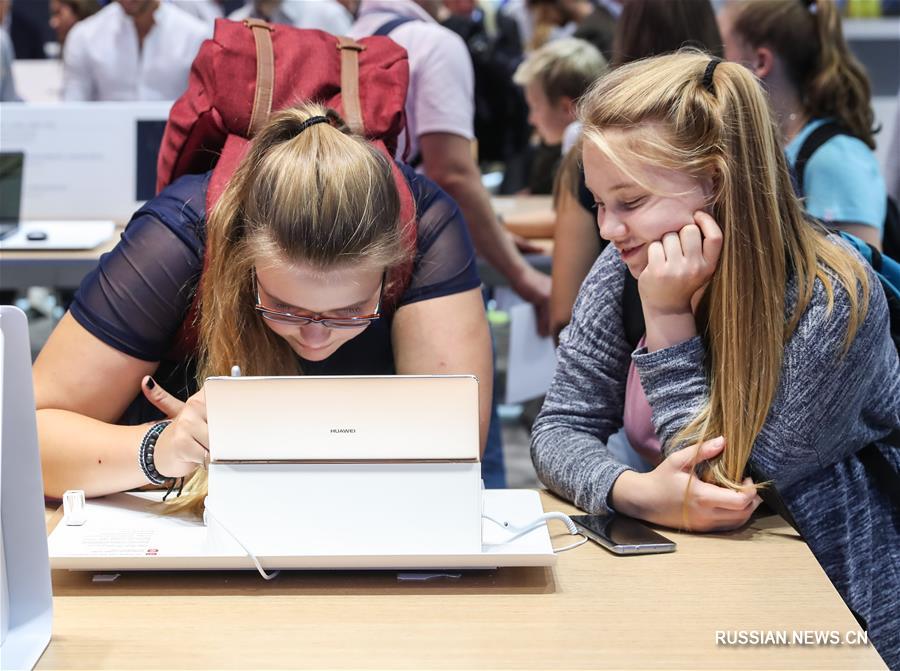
[532,52,899,665]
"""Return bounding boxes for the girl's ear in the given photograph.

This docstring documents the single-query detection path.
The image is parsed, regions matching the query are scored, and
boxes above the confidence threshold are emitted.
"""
[753,46,776,80]
[559,96,576,118]
[701,169,720,214]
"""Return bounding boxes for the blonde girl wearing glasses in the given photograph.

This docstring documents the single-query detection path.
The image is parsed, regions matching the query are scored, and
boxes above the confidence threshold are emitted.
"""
[34,103,494,505]
[532,52,899,663]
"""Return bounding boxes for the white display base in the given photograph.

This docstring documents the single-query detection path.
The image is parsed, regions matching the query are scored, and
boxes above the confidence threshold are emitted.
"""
[48,489,556,571]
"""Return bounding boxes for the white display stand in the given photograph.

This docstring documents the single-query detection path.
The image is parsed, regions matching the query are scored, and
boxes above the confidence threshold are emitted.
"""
[0,306,52,670]
[205,463,484,557]
[48,489,555,571]
[47,375,558,573]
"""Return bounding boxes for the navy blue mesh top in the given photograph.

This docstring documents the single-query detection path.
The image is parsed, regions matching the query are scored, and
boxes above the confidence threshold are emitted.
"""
[70,163,481,424]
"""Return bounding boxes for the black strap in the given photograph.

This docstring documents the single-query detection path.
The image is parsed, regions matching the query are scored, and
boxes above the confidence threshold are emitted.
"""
[600,209,645,350]
[622,272,644,352]
[747,430,900,538]
[793,121,844,196]
[746,463,803,535]
[859,430,900,508]
[373,16,417,36]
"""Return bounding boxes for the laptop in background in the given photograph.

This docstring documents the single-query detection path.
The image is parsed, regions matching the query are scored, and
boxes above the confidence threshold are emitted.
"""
[0,152,23,241]
[0,152,114,252]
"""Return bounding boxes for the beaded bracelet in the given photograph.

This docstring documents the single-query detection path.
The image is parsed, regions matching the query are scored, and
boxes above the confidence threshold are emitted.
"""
[139,420,172,486]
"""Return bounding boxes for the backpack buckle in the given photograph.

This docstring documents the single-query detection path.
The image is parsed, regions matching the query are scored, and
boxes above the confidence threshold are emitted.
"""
[336,37,366,52]
[243,18,274,31]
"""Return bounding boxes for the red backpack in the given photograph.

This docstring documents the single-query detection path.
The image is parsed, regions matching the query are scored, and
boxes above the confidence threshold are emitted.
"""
[156,19,416,358]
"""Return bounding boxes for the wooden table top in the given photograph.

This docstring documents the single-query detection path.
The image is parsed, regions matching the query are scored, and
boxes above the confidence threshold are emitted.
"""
[38,490,885,669]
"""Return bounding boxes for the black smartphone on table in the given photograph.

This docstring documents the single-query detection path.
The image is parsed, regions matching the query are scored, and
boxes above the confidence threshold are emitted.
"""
[570,514,676,555]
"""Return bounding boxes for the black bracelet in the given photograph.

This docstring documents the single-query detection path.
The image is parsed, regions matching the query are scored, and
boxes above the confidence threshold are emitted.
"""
[139,420,172,486]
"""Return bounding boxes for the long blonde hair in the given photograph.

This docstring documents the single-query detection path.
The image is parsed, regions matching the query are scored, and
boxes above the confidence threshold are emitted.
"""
[167,103,410,512]
[578,52,870,489]
[727,0,875,148]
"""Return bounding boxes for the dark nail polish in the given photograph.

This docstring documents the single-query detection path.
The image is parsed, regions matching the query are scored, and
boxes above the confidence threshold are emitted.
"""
[146,376,156,390]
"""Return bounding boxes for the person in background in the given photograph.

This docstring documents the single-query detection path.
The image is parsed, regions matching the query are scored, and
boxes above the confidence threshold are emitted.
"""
[549,0,722,341]
[611,0,721,66]
[49,0,99,47]
[1,0,49,59]
[228,0,352,34]
[513,37,606,194]
[167,0,224,24]
[352,0,554,487]
[442,0,530,169]
[523,0,570,51]
[570,0,619,59]
[719,0,886,249]
[524,0,619,58]
[351,0,552,335]
[62,0,208,101]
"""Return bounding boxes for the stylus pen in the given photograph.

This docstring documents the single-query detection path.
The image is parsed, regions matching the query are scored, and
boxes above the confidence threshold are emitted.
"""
[231,365,241,377]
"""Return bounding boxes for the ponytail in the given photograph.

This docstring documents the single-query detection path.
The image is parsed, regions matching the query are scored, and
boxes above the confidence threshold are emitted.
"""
[806,0,875,147]
[728,0,875,148]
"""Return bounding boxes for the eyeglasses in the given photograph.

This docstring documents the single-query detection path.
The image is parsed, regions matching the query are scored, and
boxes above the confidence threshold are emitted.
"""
[253,271,384,330]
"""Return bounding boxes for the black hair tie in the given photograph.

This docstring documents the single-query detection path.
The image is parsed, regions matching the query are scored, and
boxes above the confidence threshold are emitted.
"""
[297,115,330,134]
[702,58,722,94]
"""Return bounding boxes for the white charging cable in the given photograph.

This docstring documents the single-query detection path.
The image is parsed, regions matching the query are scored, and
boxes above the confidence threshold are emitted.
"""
[204,503,586,577]
[482,512,588,553]
[203,503,281,581]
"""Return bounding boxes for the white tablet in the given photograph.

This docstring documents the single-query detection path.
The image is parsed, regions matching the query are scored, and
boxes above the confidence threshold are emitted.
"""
[205,375,480,463]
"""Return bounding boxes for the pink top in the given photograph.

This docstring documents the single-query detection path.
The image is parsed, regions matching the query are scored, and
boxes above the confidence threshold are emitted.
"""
[623,337,663,465]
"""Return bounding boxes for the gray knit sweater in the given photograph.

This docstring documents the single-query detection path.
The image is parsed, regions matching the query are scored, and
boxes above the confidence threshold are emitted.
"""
[532,242,900,667]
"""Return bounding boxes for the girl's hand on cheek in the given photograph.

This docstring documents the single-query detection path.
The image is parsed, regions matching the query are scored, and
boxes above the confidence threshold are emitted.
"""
[638,211,723,316]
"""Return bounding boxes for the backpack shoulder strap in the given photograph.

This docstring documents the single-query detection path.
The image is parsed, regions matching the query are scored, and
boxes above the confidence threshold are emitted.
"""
[243,19,275,138]
[745,462,804,535]
[747,430,900,538]
[373,16,417,36]
[837,231,900,302]
[794,121,845,196]
[880,195,900,262]
[859,432,900,504]
[336,36,366,136]
[622,271,644,352]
